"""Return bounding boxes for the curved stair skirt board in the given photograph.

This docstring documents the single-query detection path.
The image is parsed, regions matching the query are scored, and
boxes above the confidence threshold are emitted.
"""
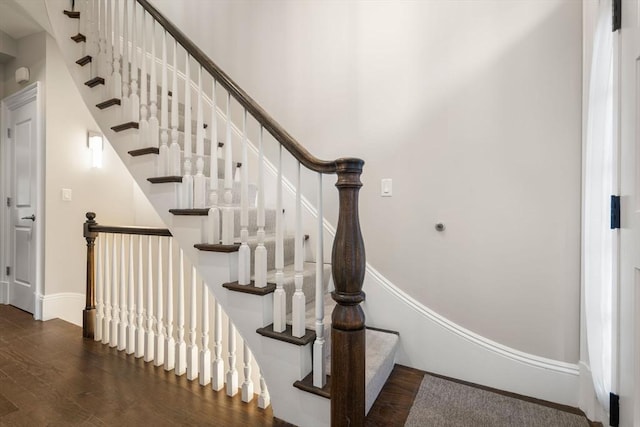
[45,0,580,420]
[39,292,85,326]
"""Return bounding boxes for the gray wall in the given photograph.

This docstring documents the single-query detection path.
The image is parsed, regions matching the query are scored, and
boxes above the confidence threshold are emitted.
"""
[150,0,582,362]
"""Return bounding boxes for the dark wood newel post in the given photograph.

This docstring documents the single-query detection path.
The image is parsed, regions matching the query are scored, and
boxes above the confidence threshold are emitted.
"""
[83,212,98,339]
[331,158,366,426]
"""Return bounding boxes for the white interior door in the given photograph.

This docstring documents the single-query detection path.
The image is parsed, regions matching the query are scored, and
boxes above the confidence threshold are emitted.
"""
[4,85,40,314]
[618,0,640,425]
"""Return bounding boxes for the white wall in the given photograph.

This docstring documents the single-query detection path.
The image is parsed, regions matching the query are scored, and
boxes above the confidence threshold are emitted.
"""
[151,0,583,362]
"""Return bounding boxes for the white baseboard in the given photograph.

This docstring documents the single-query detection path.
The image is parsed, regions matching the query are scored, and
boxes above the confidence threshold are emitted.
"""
[40,292,84,326]
[362,264,582,407]
[0,281,7,304]
[578,361,607,423]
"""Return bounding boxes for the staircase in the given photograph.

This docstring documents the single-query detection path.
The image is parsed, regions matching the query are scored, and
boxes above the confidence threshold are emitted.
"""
[46,0,399,426]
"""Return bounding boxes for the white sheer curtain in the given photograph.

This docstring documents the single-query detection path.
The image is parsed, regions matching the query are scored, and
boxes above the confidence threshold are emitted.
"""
[584,0,614,411]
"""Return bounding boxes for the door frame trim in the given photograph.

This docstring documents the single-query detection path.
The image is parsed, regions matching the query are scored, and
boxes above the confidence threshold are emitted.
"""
[1,82,45,319]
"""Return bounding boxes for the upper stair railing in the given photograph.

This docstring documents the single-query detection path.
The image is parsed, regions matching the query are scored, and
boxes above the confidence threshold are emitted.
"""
[79,0,366,423]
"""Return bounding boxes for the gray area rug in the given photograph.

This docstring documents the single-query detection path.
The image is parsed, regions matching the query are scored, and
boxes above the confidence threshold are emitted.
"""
[405,375,589,427]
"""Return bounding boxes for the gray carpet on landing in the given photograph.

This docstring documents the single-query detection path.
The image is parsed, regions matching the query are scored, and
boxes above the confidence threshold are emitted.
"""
[405,375,589,427]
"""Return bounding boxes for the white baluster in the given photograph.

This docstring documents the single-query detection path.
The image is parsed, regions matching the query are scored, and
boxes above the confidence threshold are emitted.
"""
[313,173,326,387]
[155,236,165,366]
[102,233,111,344]
[110,234,119,348]
[139,10,149,146]
[118,234,127,350]
[95,234,103,341]
[238,110,250,285]
[111,0,122,99]
[129,1,139,123]
[182,55,193,208]
[208,80,220,244]
[149,19,159,148]
[258,369,270,409]
[273,146,285,332]
[121,0,130,121]
[199,280,211,386]
[194,66,206,208]
[136,235,145,358]
[222,92,234,245]
[79,0,87,57]
[127,234,136,354]
[292,162,305,338]
[175,249,187,375]
[254,127,267,288]
[158,30,169,176]
[211,302,224,391]
[89,0,99,77]
[226,323,238,396]
[241,342,254,403]
[99,0,108,91]
[144,235,155,362]
[165,237,176,371]
[187,266,199,380]
[169,40,180,176]
[104,0,113,98]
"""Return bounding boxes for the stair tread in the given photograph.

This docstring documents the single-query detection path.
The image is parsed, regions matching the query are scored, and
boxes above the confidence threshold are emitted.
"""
[256,323,315,346]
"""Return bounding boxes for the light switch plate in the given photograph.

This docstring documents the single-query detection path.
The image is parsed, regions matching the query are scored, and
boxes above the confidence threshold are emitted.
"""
[62,188,72,201]
[381,179,392,197]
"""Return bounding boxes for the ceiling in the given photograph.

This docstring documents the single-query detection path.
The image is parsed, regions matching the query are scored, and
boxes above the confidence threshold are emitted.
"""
[0,0,45,40]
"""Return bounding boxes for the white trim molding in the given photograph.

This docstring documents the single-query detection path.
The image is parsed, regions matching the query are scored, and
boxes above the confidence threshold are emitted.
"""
[0,281,7,304]
[40,292,84,326]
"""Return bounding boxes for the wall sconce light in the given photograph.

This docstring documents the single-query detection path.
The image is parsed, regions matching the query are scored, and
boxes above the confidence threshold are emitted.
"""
[87,131,104,168]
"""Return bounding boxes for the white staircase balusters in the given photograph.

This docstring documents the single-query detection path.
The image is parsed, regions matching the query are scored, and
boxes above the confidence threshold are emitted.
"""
[199,280,212,386]
[144,235,155,362]
[182,54,194,209]
[98,0,107,92]
[254,127,267,288]
[258,369,270,409]
[104,0,113,98]
[238,109,250,285]
[226,323,238,396]
[136,235,145,358]
[118,234,127,351]
[154,236,165,366]
[110,233,119,348]
[211,302,224,391]
[111,0,122,100]
[175,248,187,375]
[158,29,169,175]
[273,145,285,332]
[148,19,159,149]
[187,266,199,380]
[313,173,326,387]
[241,341,254,403]
[208,79,220,244]
[88,0,99,78]
[221,92,234,245]
[95,235,103,342]
[165,237,176,371]
[102,233,111,345]
[127,235,136,354]
[129,1,139,124]
[121,0,130,122]
[169,40,180,177]
[292,161,305,338]
[194,66,206,209]
[138,9,149,146]
[78,0,87,57]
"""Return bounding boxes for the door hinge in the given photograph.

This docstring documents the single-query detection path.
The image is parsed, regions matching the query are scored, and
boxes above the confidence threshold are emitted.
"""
[613,0,621,31]
[5,266,10,276]
[6,197,10,207]
[610,392,620,427]
[6,128,10,138]
[611,195,621,229]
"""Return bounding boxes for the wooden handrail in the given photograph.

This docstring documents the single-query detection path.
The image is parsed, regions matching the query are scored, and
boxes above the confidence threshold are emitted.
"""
[82,212,172,339]
[136,0,343,175]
